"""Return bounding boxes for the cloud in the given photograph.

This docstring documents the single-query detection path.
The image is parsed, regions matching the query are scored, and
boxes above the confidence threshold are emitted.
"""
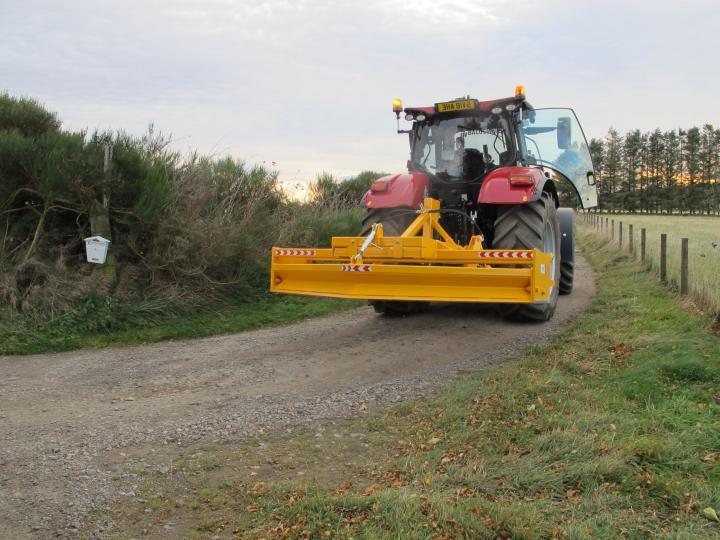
[2,0,718,180]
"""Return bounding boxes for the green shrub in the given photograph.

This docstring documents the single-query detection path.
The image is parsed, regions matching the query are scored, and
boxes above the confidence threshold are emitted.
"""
[0,93,60,137]
[0,92,378,338]
[309,170,387,208]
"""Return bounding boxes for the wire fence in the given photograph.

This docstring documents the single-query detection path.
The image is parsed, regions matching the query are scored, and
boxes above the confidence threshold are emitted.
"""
[581,212,720,315]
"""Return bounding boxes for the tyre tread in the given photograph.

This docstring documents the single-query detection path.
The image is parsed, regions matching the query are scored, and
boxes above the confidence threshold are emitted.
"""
[492,192,560,322]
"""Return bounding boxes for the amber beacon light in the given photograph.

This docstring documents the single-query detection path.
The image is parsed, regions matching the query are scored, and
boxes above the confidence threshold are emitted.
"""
[392,97,403,115]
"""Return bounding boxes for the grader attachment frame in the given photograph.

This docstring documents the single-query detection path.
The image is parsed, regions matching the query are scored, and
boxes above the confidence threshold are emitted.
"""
[270,198,555,304]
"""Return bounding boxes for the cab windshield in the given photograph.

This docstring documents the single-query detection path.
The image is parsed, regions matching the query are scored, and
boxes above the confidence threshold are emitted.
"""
[411,114,513,179]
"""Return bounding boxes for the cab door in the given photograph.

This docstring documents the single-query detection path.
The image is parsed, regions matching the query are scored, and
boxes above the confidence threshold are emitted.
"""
[519,108,598,208]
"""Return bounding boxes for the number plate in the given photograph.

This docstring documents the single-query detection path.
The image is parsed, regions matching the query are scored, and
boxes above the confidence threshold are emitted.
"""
[435,99,477,113]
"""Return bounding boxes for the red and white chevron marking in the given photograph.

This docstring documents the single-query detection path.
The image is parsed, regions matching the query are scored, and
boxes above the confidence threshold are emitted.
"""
[478,250,533,259]
[275,249,316,256]
[341,265,372,272]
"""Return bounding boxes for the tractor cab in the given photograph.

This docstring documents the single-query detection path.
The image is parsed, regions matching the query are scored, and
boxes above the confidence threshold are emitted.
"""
[399,90,597,211]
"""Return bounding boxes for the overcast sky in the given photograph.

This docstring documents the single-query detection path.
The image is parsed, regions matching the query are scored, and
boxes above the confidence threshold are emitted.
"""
[2,0,719,184]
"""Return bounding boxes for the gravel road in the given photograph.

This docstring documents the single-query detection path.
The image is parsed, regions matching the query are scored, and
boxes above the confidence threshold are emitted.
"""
[0,256,593,538]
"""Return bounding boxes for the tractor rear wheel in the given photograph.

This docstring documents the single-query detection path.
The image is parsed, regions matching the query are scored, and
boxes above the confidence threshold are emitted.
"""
[360,207,428,316]
[492,191,561,321]
[360,207,414,237]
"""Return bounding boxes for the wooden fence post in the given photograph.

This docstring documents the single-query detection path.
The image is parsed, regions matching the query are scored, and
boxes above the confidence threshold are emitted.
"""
[611,219,615,240]
[619,222,623,248]
[629,224,634,253]
[660,233,667,283]
[641,228,646,264]
[681,238,689,295]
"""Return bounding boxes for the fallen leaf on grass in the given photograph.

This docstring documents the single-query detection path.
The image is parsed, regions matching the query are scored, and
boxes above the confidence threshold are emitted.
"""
[248,482,266,494]
[287,491,305,504]
[363,483,384,495]
[609,343,632,358]
[334,479,353,495]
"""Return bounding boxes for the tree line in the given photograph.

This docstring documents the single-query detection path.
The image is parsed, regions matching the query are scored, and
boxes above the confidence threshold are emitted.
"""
[587,125,720,214]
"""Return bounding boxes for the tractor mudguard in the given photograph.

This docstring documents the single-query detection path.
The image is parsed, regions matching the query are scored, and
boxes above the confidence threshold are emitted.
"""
[477,166,547,205]
[364,172,429,209]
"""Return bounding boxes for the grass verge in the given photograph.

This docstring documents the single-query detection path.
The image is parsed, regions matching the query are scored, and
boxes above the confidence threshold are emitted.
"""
[102,228,720,538]
[0,296,357,355]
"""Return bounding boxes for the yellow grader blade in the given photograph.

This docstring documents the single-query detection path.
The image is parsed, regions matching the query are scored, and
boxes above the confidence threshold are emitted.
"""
[270,198,554,304]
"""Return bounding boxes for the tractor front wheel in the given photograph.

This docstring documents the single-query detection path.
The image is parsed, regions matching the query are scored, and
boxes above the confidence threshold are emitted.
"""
[492,191,561,321]
[360,207,428,316]
[557,207,575,295]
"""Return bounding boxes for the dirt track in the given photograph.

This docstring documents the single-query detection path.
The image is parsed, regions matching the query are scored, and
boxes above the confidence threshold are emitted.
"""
[0,256,594,538]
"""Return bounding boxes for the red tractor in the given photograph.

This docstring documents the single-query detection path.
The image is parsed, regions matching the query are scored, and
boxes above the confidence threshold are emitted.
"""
[271,87,598,321]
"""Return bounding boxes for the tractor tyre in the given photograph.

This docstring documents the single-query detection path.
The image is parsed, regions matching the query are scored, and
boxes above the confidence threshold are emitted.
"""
[360,207,428,316]
[492,191,561,322]
[557,208,575,295]
[559,261,574,295]
[360,206,415,236]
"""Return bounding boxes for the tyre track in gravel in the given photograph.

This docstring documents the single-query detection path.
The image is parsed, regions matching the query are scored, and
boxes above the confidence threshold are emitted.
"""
[0,256,594,538]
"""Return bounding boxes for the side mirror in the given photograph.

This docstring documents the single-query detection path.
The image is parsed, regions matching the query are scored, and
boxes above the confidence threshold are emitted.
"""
[557,117,572,149]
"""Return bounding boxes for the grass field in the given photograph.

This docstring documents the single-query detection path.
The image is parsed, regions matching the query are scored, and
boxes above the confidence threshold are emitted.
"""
[98,230,720,539]
[591,213,720,314]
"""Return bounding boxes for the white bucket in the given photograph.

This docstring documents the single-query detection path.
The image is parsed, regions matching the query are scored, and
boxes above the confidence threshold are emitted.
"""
[84,236,111,264]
